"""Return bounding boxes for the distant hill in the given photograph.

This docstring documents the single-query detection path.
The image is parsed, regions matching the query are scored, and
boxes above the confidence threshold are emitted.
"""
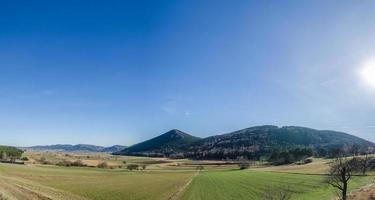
[101,145,126,153]
[114,125,374,159]
[115,129,201,157]
[24,144,126,153]
[184,125,374,159]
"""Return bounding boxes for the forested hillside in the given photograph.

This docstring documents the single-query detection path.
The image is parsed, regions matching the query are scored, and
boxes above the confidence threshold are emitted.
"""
[116,126,374,161]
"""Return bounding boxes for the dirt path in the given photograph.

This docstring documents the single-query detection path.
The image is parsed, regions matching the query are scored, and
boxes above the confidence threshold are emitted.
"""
[0,174,89,200]
[168,172,198,200]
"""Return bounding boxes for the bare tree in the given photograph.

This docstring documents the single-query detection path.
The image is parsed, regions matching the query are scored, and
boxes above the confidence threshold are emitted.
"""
[326,157,359,200]
[361,153,370,175]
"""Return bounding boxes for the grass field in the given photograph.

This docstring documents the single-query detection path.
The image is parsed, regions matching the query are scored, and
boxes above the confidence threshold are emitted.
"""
[180,169,374,200]
[0,163,195,200]
[0,153,374,200]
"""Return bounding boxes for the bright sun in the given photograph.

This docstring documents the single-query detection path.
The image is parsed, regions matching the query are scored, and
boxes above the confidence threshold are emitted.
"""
[360,59,375,88]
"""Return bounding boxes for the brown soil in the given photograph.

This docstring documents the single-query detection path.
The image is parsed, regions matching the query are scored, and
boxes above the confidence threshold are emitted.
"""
[347,183,375,200]
[0,174,88,200]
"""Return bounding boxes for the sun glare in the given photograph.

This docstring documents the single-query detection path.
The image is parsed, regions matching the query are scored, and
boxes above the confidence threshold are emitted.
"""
[360,59,375,88]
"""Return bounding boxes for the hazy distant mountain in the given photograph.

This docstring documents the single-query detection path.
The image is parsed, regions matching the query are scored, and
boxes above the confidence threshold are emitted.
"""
[115,129,201,157]
[101,145,126,153]
[25,144,126,153]
[115,125,374,159]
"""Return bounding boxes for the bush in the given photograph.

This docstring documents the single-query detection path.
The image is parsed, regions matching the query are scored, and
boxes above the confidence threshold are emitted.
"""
[127,164,139,171]
[239,162,250,170]
[304,158,313,164]
[56,160,72,167]
[97,162,108,168]
[296,158,313,165]
[40,157,46,163]
[56,160,87,167]
[20,157,29,161]
[39,157,52,165]
[71,160,86,167]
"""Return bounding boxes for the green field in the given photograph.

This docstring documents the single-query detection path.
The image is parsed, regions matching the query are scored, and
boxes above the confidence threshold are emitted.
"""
[0,154,373,200]
[181,169,373,200]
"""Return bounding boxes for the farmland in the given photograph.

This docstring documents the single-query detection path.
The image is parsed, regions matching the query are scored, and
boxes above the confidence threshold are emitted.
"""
[0,152,373,200]
[0,163,195,200]
[180,169,373,200]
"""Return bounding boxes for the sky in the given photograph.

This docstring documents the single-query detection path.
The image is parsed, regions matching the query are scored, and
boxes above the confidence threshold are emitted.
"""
[1,0,375,146]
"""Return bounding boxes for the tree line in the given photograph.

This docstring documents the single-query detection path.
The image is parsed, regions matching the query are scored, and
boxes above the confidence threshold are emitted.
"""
[0,146,23,163]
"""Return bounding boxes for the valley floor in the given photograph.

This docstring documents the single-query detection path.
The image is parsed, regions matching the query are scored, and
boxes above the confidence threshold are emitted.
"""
[0,153,373,200]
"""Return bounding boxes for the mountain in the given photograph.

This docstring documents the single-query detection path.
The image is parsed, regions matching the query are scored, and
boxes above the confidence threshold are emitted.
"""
[24,144,126,153]
[101,145,126,153]
[114,125,374,160]
[115,129,201,157]
[184,125,374,159]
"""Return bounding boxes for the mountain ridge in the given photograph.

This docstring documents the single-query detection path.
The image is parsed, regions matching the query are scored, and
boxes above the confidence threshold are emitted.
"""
[115,129,201,157]
[116,125,374,159]
[24,144,126,153]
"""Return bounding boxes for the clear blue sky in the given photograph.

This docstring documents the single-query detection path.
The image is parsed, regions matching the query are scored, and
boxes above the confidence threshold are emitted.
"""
[1,0,375,146]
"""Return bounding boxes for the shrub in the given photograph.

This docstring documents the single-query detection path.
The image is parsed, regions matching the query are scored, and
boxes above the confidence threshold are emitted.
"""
[20,157,29,161]
[127,164,139,171]
[97,162,108,168]
[40,156,46,162]
[56,160,72,167]
[304,158,313,164]
[71,160,86,167]
[39,157,51,165]
[239,161,250,170]
[56,160,87,167]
